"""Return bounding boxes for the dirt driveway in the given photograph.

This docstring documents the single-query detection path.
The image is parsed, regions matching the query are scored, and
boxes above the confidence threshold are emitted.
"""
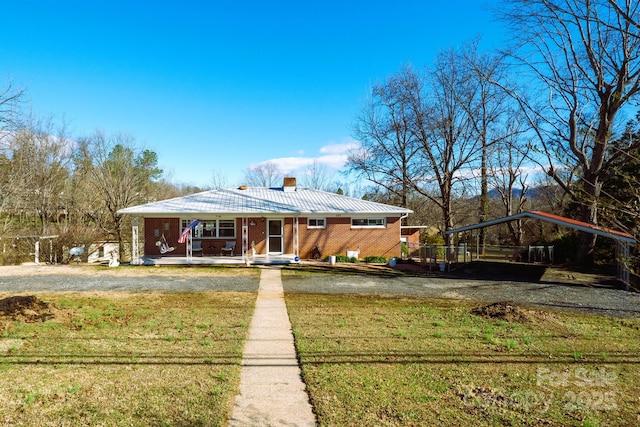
[1,263,638,318]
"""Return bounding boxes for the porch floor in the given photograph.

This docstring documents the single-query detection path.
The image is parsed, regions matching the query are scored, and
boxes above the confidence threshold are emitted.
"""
[139,254,300,266]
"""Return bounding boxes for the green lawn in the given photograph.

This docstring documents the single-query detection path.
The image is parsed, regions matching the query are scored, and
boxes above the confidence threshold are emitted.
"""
[0,291,255,426]
[286,293,640,427]
[2,276,639,427]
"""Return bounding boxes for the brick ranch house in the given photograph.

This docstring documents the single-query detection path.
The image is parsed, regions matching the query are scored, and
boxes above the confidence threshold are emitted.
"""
[118,178,413,264]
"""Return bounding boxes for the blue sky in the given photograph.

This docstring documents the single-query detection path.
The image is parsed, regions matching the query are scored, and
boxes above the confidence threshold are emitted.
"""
[1,0,504,187]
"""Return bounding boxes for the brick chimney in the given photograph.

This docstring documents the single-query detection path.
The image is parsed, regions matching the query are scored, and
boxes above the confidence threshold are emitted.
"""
[283,177,297,192]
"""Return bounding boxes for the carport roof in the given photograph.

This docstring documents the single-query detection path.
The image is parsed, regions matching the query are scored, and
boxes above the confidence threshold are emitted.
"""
[445,210,636,244]
[118,186,413,217]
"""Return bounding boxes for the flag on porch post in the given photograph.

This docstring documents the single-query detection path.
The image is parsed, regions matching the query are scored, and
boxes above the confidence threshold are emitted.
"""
[178,220,200,244]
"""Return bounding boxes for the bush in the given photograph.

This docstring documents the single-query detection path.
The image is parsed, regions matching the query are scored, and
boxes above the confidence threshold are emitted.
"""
[400,242,409,258]
[364,255,387,264]
[324,255,358,263]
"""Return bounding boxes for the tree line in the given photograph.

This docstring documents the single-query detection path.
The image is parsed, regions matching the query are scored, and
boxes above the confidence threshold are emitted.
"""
[347,0,640,267]
[0,111,188,263]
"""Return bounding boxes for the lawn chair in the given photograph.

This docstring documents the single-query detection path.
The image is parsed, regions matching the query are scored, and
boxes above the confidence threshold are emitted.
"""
[221,241,236,256]
[192,240,203,256]
[155,234,175,254]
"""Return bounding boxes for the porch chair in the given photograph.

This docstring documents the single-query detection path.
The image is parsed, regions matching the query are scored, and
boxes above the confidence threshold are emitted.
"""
[192,240,203,256]
[221,241,236,256]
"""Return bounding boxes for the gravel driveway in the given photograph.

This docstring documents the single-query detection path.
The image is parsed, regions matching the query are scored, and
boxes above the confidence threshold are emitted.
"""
[0,265,259,293]
[1,263,638,318]
[282,270,640,318]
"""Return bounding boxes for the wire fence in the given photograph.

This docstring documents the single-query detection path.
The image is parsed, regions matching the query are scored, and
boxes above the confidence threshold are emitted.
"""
[416,244,555,271]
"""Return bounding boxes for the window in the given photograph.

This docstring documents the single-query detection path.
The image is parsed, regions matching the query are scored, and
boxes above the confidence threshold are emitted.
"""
[218,220,235,237]
[307,218,326,228]
[181,219,236,238]
[351,218,385,228]
[200,221,216,238]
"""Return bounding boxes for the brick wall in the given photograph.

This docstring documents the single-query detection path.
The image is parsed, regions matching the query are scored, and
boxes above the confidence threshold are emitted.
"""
[297,216,401,260]
[143,216,402,260]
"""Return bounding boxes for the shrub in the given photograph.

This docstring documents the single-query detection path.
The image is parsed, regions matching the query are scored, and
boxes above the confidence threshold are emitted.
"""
[364,255,387,264]
[400,242,409,258]
[324,255,358,263]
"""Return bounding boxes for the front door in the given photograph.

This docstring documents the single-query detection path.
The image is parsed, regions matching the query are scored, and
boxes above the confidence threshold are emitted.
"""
[268,219,283,254]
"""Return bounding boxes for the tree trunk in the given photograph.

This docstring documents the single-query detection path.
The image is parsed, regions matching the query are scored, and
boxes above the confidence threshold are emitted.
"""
[442,186,456,260]
[577,171,600,266]
[479,145,488,255]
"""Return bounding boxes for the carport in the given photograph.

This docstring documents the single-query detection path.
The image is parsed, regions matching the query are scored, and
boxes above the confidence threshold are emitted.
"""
[445,211,636,290]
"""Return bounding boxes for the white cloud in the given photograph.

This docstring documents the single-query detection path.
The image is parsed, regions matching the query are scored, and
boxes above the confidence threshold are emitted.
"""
[251,139,360,174]
[270,156,316,173]
[319,140,360,155]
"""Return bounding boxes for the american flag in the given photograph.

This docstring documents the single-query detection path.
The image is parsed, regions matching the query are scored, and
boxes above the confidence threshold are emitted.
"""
[178,220,200,244]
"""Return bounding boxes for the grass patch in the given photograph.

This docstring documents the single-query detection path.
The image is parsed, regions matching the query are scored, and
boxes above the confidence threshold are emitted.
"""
[286,293,640,426]
[0,291,255,426]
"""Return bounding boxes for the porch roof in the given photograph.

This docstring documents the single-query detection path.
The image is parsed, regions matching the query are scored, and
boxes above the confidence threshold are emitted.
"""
[118,186,413,217]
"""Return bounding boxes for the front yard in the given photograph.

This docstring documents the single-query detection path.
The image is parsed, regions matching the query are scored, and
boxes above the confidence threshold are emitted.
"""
[287,294,640,427]
[0,265,638,426]
[0,291,255,426]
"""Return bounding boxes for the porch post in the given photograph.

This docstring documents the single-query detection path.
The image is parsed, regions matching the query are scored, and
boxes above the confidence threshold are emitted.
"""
[242,217,249,261]
[131,217,140,265]
[186,229,192,262]
[293,217,299,256]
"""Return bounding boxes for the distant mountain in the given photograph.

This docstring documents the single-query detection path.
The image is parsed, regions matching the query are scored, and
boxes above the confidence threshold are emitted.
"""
[485,186,554,202]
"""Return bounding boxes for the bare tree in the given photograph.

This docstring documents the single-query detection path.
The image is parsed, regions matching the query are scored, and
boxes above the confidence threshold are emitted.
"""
[349,66,422,209]
[349,46,518,242]
[299,159,333,190]
[0,80,25,233]
[244,161,283,187]
[4,118,72,234]
[210,168,231,189]
[408,49,483,244]
[487,123,532,245]
[459,40,515,253]
[500,0,640,264]
[76,131,163,259]
[607,0,640,30]
[0,80,25,134]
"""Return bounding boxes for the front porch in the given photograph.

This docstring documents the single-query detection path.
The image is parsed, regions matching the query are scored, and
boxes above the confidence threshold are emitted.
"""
[139,253,300,266]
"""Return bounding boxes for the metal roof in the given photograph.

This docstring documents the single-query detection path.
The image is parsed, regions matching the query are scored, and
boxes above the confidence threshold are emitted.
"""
[118,186,413,217]
[445,210,636,244]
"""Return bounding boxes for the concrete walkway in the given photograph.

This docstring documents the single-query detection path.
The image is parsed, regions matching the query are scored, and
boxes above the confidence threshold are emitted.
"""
[228,267,316,426]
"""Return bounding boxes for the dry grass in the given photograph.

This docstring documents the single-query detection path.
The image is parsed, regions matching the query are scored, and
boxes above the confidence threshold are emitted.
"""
[0,264,258,278]
[0,291,255,426]
[287,293,640,427]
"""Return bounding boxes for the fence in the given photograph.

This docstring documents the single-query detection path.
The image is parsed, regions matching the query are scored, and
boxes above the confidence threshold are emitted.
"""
[419,244,470,272]
[418,244,555,271]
